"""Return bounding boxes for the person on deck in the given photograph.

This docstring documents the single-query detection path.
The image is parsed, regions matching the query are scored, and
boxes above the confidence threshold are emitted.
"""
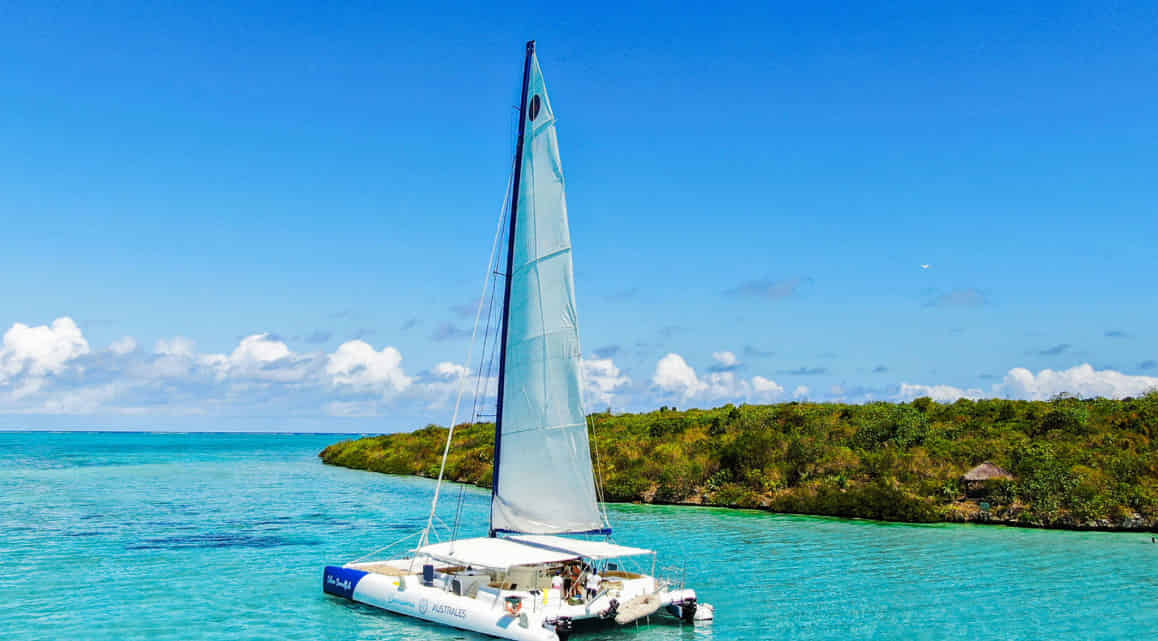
[585,568,602,600]
[567,563,582,598]
[551,571,564,597]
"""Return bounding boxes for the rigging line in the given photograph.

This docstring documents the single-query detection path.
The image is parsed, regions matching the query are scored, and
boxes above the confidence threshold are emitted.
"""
[449,255,504,539]
[469,126,510,427]
[578,356,613,531]
[474,245,505,424]
[451,276,498,540]
[469,263,502,423]
[450,241,504,541]
[350,530,423,565]
[450,483,467,541]
[588,413,608,507]
[474,303,502,436]
[419,165,515,550]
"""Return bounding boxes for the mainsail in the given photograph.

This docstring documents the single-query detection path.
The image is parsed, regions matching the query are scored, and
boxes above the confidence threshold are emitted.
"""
[491,42,607,536]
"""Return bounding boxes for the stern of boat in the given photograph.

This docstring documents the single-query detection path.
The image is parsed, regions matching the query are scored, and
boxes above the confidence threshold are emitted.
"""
[663,588,714,623]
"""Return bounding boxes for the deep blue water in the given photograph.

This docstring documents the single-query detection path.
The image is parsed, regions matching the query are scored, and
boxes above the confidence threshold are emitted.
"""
[1,432,1155,640]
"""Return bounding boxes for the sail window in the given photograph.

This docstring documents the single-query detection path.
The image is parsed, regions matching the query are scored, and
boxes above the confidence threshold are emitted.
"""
[490,52,607,536]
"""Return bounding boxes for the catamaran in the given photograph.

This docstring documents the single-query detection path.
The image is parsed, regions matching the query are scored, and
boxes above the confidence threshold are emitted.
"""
[323,41,713,641]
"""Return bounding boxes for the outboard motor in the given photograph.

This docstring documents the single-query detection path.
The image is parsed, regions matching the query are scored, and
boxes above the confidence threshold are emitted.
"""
[600,598,620,620]
[680,598,697,624]
[667,596,697,623]
[554,616,574,641]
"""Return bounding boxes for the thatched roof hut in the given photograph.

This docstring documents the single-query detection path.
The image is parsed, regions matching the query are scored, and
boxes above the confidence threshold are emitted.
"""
[961,462,1013,498]
[963,462,1013,482]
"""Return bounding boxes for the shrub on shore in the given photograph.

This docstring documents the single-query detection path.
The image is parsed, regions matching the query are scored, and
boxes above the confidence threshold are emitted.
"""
[320,393,1158,529]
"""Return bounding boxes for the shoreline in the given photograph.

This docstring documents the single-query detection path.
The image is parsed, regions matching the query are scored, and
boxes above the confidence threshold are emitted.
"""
[318,397,1158,536]
[319,459,1158,534]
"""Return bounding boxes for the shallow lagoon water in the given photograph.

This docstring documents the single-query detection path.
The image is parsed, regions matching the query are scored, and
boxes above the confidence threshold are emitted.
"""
[1,432,1155,640]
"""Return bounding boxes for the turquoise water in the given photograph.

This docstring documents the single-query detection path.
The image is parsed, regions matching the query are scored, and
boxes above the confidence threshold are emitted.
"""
[2,432,1155,640]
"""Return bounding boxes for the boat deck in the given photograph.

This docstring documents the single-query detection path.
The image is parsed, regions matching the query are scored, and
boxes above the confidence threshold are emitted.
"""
[354,563,412,577]
[349,560,466,577]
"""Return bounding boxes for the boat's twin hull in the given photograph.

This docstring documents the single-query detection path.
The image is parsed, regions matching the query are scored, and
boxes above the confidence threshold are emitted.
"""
[323,565,700,641]
[325,566,560,641]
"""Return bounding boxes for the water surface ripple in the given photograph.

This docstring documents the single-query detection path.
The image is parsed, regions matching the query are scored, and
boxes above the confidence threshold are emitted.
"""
[1,432,1154,640]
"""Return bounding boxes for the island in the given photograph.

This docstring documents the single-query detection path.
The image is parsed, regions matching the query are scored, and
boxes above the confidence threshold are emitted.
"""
[320,394,1158,531]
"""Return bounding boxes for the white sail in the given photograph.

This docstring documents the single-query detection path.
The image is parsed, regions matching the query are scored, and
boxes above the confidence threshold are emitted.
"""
[491,52,607,535]
[324,45,712,639]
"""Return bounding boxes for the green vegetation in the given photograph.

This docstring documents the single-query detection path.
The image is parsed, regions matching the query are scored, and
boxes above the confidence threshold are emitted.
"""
[320,394,1158,530]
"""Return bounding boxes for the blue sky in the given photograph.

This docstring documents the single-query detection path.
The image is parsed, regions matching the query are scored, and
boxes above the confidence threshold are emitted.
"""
[2,1,1157,431]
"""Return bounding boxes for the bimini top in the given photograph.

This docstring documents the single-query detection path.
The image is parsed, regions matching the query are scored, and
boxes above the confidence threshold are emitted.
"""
[415,535,655,570]
[416,537,578,570]
[511,535,654,560]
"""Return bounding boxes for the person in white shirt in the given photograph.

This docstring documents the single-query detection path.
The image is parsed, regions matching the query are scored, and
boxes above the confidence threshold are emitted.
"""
[584,569,601,600]
[551,571,564,596]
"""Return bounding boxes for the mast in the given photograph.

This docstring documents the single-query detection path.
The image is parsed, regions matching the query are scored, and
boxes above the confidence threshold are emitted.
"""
[490,40,535,538]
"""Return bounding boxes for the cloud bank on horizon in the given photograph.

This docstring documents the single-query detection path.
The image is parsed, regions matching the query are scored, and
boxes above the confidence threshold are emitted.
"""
[3,317,1158,424]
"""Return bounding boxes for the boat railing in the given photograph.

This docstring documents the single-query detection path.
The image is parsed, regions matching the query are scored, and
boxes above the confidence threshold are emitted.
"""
[348,530,423,565]
[583,583,621,612]
[656,563,686,591]
[602,570,644,580]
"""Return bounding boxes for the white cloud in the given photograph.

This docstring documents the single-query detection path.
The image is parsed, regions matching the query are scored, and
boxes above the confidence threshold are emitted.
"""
[108,336,138,355]
[11,317,1154,420]
[996,363,1158,400]
[0,317,90,398]
[703,372,741,398]
[144,338,202,379]
[1,317,90,382]
[896,364,1158,403]
[40,382,131,415]
[326,340,411,394]
[230,333,292,364]
[0,317,418,415]
[652,353,783,403]
[433,362,470,379]
[154,336,196,357]
[219,333,313,383]
[751,376,784,400]
[414,362,496,413]
[712,351,739,368]
[582,358,631,407]
[895,383,983,403]
[653,353,706,399]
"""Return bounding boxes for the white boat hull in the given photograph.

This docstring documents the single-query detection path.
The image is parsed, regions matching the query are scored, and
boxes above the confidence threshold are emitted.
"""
[323,564,703,641]
[327,566,557,641]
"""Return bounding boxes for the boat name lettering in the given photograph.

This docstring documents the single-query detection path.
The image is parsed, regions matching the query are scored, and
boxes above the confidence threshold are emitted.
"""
[431,604,468,618]
[325,575,352,592]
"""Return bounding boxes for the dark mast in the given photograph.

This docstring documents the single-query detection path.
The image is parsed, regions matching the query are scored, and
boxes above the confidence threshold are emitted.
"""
[490,40,535,537]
